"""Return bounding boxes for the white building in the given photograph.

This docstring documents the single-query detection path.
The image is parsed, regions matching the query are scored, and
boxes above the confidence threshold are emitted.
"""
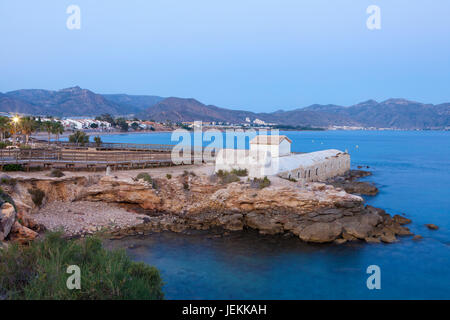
[215,135,350,181]
[250,135,291,157]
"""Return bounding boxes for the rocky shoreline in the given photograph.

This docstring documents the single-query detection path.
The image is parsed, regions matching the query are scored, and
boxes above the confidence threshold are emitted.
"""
[0,166,417,245]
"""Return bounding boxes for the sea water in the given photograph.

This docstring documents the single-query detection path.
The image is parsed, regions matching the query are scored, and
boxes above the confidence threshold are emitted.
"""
[103,130,450,299]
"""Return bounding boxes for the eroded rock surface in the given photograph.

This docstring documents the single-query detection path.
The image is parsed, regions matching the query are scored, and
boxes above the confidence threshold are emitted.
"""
[327,170,379,196]
[5,171,413,244]
[0,203,16,241]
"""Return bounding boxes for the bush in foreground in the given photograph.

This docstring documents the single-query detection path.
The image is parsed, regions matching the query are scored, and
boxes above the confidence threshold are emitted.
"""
[49,168,65,178]
[214,170,241,184]
[2,164,24,172]
[230,168,248,177]
[0,232,164,300]
[250,176,271,189]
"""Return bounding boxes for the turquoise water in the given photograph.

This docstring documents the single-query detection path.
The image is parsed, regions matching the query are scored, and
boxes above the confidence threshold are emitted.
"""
[103,130,450,299]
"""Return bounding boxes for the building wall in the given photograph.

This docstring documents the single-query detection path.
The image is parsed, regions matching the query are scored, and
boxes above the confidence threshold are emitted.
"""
[278,152,350,182]
[215,149,271,177]
[215,148,350,181]
[249,139,291,158]
[278,139,291,157]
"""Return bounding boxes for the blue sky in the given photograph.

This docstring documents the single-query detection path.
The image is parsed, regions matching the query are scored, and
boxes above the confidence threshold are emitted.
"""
[1,0,449,112]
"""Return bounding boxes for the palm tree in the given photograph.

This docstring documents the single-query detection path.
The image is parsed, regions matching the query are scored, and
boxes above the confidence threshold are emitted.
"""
[52,121,64,144]
[19,116,37,145]
[42,121,54,145]
[0,116,9,141]
[69,130,89,146]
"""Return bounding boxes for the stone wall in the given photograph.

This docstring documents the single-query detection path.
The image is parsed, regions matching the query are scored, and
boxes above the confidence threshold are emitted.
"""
[215,148,350,180]
[278,152,350,182]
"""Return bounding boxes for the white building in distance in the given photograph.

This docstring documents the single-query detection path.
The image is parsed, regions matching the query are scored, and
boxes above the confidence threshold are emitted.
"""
[215,135,350,181]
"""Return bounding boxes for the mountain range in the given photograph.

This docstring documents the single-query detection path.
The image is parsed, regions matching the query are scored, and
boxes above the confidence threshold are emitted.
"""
[0,86,448,129]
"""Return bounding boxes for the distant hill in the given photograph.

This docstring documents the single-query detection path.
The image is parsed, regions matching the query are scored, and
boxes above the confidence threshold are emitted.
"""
[299,99,450,129]
[138,97,256,123]
[0,92,41,114]
[0,86,449,129]
[3,87,126,116]
[140,97,449,129]
[103,94,164,113]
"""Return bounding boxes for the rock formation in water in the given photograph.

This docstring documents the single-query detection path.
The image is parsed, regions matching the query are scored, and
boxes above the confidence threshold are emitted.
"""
[1,170,414,244]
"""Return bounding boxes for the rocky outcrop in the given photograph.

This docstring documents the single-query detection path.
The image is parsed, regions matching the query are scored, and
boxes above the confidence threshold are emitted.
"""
[0,194,41,244]
[5,171,414,244]
[326,170,379,196]
[8,221,38,244]
[0,203,16,241]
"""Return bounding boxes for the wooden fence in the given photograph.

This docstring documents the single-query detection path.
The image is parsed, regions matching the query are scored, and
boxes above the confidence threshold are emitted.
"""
[53,141,175,152]
[0,148,176,171]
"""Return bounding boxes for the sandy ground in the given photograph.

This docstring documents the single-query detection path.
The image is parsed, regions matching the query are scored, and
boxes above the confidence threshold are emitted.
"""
[7,163,215,180]
[33,201,149,236]
[7,162,292,187]
[8,163,298,236]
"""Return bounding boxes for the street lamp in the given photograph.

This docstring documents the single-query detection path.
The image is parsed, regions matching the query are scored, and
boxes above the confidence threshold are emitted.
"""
[11,115,20,145]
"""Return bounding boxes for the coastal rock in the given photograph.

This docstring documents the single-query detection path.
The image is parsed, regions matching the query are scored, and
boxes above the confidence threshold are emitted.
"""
[365,237,381,243]
[6,170,413,245]
[79,176,162,210]
[297,221,342,243]
[340,181,378,196]
[16,211,45,232]
[393,214,412,225]
[8,221,38,244]
[0,202,16,241]
[245,212,283,235]
[425,224,439,230]
[218,213,244,231]
[340,213,381,239]
[334,238,347,245]
[380,231,397,243]
[327,170,378,196]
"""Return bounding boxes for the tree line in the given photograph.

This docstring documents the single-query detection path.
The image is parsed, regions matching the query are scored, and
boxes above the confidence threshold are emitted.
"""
[0,116,64,146]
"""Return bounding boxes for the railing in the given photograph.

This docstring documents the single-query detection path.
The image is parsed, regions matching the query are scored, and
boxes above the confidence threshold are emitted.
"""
[0,149,171,164]
[55,141,175,152]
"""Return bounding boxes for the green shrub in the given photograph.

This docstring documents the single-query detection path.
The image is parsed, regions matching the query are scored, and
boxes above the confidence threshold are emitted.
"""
[216,169,225,177]
[182,170,196,177]
[0,177,17,186]
[0,189,16,210]
[49,169,65,178]
[220,173,240,184]
[0,232,164,300]
[136,173,157,189]
[136,172,152,183]
[230,168,248,177]
[166,174,172,180]
[250,176,271,189]
[0,141,12,149]
[283,176,297,182]
[215,170,241,184]
[68,131,89,146]
[2,164,24,172]
[28,188,45,207]
[93,136,102,147]
[183,182,189,190]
